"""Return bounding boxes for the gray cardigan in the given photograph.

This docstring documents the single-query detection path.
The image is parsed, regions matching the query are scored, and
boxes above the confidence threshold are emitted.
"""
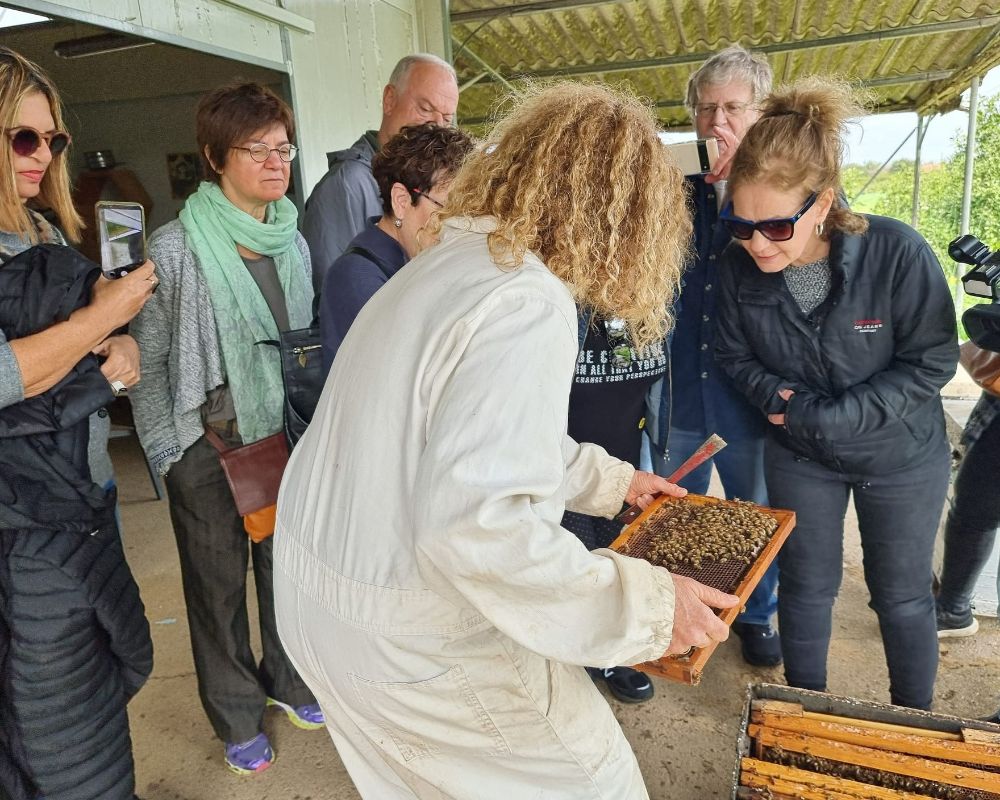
[129,219,312,475]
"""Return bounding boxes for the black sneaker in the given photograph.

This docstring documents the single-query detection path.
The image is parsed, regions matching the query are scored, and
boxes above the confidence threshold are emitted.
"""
[983,709,1000,726]
[586,666,654,703]
[936,605,979,638]
[731,621,783,667]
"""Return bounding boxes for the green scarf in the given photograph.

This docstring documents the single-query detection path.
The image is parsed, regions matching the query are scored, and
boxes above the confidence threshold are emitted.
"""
[179,181,312,444]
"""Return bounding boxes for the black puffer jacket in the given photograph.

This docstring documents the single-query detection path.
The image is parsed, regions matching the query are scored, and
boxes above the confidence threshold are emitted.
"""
[0,244,152,800]
[715,214,958,475]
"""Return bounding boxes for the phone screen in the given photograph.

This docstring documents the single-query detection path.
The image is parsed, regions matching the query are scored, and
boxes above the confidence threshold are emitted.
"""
[98,202,146,278]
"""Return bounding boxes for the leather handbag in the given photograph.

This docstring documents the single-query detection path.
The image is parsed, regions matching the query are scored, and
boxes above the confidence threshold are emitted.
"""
[959,340,1000,397]
[203,425,289,516]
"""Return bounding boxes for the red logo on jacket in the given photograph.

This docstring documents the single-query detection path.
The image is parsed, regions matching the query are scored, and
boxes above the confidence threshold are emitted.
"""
[854,319,883,333]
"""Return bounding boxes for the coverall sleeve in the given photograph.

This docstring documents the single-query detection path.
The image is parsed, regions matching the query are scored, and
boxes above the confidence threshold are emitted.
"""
[784,239,958,440]
[411,292,675,669]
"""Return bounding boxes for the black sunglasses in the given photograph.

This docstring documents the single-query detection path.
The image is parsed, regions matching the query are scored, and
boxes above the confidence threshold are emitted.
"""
[6,126,71,158]
[720,193,818,242]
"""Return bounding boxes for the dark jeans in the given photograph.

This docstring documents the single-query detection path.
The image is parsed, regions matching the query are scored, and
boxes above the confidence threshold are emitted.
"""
[938,411,1000,615]
[661,429,779,627]
[764,436,950,710]
[164,435,315,743]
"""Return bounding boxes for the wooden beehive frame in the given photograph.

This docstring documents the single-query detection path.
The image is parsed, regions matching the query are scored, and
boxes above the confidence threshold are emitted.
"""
[609,493,796,684]
[740,699,1000,799]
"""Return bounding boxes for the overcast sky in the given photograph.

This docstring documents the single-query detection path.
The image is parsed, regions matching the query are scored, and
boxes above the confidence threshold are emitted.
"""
[844,67,1000,166]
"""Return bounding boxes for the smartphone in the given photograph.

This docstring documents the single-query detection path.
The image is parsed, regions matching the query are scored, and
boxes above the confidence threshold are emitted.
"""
[96,201,147,279]
[665,138,720,176]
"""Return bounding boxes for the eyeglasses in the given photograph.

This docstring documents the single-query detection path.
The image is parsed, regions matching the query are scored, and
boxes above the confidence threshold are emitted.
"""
[693,101,753,119]
[604,318,634,368]
[231,143,298,163]
[408,187,444,209]
[6,126,71,157]
[720,193,818,242]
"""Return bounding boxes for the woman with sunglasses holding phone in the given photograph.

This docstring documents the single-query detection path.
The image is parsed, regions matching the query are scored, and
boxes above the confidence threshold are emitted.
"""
[129,81,320,775]
[715,77,958,710]
[0,47,156,800]
[319,122,473,371]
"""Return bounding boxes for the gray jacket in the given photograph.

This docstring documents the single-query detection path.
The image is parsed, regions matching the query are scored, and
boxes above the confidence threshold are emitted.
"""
[129,219,312,475]
[301,131,382,294]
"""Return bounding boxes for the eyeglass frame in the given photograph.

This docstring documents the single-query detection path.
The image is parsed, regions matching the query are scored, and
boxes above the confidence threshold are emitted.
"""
[719,192,819,243]
[231,143,299,163]
[693,101,754,119]
[407,186,445,209]
[5,126,72,157]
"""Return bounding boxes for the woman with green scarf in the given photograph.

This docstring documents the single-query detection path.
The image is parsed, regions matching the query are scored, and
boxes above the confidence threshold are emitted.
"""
[129,82,320,776]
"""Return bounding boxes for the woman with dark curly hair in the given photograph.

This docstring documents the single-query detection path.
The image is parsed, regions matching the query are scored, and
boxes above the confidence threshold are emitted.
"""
[319,122,473,371]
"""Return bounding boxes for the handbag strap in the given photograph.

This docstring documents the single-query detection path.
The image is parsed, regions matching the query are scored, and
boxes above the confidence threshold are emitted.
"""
[344,245,396,281]
[203,424,230,453]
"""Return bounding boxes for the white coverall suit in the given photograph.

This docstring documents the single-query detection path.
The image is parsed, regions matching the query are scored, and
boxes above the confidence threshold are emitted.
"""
[274,217,677,799]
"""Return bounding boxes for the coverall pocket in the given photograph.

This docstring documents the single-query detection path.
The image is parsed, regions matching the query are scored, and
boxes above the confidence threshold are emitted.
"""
[349,665,511,763]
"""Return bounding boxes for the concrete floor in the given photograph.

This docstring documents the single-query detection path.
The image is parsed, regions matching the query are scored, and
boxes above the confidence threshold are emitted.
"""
[111,376,1000,800]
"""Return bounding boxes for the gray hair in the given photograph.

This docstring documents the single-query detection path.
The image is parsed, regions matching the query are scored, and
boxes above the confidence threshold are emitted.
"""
[389,53,456,92]
[685,45,773,116]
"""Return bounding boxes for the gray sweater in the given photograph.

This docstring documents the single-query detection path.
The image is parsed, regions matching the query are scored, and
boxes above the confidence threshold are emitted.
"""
[129,219,312,475]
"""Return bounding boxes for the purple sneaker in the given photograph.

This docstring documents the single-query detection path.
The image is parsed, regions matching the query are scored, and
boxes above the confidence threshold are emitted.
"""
[267,697,325,730]
[224,732,274,775]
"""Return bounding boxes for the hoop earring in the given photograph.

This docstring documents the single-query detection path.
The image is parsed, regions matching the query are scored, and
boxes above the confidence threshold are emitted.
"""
[394,218,403,229]
[816,220,825,237]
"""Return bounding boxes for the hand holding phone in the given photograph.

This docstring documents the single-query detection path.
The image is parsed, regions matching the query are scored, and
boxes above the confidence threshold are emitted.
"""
[97,201,147,279]
[665,138,720,177]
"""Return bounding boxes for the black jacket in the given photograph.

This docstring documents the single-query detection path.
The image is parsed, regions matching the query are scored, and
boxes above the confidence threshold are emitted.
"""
[0,244,114,532]
[715,214,958,474]
[0,244,152,800]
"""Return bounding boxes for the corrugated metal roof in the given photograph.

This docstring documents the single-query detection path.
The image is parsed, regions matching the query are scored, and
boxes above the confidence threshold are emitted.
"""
[450,1,1000,128]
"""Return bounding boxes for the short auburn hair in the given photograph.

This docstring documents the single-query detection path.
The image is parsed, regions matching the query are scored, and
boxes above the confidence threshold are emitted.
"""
[196,81,295,182]
[371,123,473,217]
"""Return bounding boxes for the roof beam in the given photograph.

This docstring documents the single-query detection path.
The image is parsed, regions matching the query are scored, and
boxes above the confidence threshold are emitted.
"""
[458,14,1000,82]
[451,0,617,24]
[457,72,952,127]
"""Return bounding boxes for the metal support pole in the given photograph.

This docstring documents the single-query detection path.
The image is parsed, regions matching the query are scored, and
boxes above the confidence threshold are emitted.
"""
[957,75,981,309]
[911,115,923,228]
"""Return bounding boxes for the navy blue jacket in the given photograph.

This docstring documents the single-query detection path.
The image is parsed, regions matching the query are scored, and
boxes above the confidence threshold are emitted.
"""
[319,221,407,373]
[716,214,958,474]
[647,176,765,466]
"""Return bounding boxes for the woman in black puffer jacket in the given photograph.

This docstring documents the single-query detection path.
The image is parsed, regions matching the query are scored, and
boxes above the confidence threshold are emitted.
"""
[0,47,156,800]
[715,77,958,710]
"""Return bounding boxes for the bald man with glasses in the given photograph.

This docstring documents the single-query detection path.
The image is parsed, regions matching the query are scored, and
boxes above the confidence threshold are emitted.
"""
[302,53,458,296]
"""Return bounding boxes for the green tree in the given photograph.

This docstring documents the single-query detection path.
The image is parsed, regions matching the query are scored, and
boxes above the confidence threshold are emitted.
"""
[845,95,1000,320]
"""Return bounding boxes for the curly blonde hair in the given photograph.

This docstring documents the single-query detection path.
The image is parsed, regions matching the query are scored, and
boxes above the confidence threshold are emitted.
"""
[428,82,691,350]
[728,76,871,238]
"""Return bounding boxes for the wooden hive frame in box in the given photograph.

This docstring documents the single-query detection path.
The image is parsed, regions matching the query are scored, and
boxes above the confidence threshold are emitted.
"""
[609,493,795,684]
[733,684,1000,800]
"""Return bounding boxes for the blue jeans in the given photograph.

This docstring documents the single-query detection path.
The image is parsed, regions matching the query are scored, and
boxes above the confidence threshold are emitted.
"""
[765,436,950,710]
[938,410,1000,616]
[654,428,777,626]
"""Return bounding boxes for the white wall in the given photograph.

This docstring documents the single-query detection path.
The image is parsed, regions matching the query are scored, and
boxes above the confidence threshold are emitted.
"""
[282,0,449,192]
[10,0,450,197]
